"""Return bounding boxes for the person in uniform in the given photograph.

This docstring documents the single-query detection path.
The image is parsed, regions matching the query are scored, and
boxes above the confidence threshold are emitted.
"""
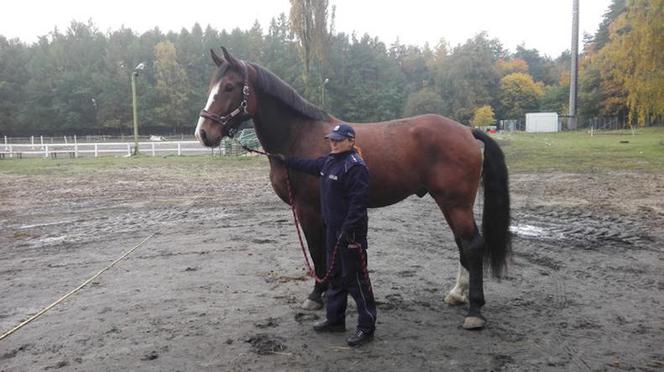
[272,123,377,347]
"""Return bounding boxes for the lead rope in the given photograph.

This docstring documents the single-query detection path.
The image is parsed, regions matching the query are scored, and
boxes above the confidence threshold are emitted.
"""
[237,142,341,284]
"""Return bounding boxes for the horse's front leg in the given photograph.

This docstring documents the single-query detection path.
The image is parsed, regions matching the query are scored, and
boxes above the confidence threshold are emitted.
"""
[296,204,327,310]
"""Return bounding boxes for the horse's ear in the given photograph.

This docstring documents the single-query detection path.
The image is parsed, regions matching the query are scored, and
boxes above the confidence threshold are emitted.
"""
[221,46,241,68]
[210,49,224,67]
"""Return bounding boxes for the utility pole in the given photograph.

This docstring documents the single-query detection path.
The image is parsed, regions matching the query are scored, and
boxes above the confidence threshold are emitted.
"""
[568,0,579,130]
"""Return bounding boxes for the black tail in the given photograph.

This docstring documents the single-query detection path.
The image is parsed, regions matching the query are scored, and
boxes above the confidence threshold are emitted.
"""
[472,129,511,278]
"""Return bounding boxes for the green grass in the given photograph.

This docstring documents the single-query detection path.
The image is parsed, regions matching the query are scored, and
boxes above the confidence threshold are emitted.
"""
[498,127,664,173]
[2,128,663,175]
[0,154,265,176]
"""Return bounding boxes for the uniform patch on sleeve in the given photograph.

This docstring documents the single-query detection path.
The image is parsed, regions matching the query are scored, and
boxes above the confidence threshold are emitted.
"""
[328,174,338,180]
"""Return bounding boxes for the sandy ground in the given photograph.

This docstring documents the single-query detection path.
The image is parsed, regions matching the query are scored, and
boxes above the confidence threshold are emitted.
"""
[1,159,663,371]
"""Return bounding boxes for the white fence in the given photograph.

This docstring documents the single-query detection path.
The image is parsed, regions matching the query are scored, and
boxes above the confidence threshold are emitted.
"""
[1,129,261,159]
[0,140,239,158]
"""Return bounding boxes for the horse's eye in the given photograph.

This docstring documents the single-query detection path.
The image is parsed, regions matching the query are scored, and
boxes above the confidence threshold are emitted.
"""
[224,84,234,92]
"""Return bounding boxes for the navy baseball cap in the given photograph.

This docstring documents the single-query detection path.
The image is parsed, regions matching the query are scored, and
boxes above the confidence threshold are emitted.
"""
[325,123,355,140]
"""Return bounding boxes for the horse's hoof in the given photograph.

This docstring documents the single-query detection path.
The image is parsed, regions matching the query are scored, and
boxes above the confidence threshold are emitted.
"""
[462,316,486,330]
[301,299,323,310]
[444,293,467,305]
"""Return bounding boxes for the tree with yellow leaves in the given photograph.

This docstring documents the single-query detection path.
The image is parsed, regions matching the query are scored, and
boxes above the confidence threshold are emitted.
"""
[600,0,664,126]
[497,72,543,120]
[470,105,496,127]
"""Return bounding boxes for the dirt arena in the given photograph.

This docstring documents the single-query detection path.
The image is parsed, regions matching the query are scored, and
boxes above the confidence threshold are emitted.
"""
[1,158,662,371]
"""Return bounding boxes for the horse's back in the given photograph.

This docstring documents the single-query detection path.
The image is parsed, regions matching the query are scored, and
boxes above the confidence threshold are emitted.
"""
[352,114,483,207]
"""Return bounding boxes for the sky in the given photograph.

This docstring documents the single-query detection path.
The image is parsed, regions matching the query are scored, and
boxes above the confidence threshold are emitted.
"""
[1,0,612,58]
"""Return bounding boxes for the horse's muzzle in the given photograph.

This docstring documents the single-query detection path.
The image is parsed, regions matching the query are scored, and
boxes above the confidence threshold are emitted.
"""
[197,127,221,147]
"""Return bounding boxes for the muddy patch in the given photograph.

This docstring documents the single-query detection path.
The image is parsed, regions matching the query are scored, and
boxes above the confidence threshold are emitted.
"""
[245,334,287,355]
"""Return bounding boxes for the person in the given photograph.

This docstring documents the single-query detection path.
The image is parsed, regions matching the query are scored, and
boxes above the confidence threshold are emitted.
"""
[271,123,377,347]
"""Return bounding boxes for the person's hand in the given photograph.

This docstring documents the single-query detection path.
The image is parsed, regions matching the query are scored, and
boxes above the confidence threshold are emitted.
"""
[268,153,286,163]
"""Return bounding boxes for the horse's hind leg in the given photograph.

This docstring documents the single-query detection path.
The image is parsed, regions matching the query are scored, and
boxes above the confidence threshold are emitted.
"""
[296,205,327,310]
[444,262,468,305]
[439,205,486,329]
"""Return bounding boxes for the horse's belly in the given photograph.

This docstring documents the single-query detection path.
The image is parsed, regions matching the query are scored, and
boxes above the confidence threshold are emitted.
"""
[368,188,415,208]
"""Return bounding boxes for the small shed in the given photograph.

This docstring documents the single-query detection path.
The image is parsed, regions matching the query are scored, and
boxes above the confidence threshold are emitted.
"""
[525,112,559,132]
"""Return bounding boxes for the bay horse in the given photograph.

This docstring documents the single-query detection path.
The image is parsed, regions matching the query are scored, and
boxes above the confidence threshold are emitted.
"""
[195,47,511,329]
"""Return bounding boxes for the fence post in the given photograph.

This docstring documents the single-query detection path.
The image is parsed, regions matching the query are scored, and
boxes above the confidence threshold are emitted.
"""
[127,143,131,156]
[44,145,49,158]
[40,135,44,146]
[9,145,12,157]
[151,143,155,157]
[74,143,78,158]
[94,144,98,157]
[177,142,181,156]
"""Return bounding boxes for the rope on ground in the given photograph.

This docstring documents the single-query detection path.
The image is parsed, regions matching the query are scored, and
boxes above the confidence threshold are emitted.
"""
[0,232,157,342]
[1,167,216,342]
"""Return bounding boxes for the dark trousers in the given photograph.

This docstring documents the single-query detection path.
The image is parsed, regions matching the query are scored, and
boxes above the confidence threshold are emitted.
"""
[325,229,377,332]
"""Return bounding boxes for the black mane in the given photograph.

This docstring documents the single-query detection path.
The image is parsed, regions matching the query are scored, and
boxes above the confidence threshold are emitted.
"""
[250,63,330,122]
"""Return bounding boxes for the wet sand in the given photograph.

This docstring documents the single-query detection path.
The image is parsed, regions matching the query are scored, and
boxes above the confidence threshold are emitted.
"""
[1,159,663,371]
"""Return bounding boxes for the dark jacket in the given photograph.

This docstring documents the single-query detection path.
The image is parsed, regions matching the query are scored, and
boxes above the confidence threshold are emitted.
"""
[285,149,369,240]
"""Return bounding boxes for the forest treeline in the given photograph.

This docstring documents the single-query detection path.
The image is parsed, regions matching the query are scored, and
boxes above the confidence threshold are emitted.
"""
[0,0,661,136]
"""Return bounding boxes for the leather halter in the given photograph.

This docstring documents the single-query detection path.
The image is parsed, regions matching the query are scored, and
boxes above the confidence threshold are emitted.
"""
[199,61,250,138]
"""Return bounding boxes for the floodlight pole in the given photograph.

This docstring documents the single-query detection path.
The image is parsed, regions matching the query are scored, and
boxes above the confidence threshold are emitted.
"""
[131,71,139,155]
[568,0,579,130]
[321,78,329,108]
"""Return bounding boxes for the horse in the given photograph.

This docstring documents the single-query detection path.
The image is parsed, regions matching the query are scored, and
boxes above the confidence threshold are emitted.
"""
[195,47,511,329]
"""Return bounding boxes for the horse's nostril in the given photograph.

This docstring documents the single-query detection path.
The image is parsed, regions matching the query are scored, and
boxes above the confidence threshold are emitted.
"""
[200,129,207,142]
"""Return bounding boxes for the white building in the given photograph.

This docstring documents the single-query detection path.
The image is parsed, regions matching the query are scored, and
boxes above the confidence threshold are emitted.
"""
[525,113,560,132]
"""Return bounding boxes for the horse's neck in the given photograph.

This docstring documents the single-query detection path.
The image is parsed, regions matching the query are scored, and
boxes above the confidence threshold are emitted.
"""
[252,94,316,155]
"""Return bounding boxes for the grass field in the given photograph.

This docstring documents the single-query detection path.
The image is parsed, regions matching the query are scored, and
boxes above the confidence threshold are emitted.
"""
[1,128,663,175]
[498,127,664,173]
[0,154,263,176]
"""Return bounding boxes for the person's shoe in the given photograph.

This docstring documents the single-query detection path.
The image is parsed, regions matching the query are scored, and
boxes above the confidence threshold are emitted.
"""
[313,319,346,333]
[346,329,374,346]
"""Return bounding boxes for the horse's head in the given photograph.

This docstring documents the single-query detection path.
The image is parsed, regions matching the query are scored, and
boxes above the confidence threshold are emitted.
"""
[195,47,255,147]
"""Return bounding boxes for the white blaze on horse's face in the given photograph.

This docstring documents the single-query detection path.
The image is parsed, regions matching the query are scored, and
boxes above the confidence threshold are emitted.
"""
[194,82,222,144]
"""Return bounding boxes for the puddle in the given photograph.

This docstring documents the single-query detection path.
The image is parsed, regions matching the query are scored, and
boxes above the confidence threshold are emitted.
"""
[38,236,67,244]
[510,224,564,240]
[19,220,75,229]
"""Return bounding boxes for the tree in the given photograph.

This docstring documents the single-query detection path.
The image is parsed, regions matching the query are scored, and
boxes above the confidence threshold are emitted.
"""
[153,41,190,131]
[434,32,504,123]
[600,0,664,126]
[403,87,445,117]
[497,72,543,120]
[514,45,558,85]
[0,37,29,134]
[591,0,627,50]
[496,58,529,76]
[470,105,496,127]
[389,41,433,93]
[289,0,332,102]
[328,33,406,122]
